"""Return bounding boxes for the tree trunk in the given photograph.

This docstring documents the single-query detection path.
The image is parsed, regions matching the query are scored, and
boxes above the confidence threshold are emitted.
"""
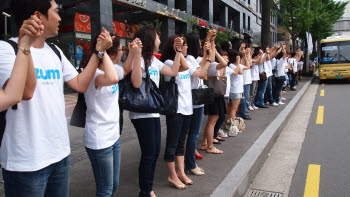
[261,0,271,49]
[290,0,296,52]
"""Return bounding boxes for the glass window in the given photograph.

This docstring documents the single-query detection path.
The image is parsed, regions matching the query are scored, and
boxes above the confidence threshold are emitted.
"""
[321,43,338,64]
[338,41,350,63]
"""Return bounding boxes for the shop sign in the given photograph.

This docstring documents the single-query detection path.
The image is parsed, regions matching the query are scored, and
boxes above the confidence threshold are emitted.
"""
[76,32,91,40]
[75,13,91,33]
[197,20,208,27]
[113,21,126,38]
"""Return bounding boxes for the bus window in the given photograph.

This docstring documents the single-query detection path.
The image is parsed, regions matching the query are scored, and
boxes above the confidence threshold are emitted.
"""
[339,41,350,63]
[321,43,338,64]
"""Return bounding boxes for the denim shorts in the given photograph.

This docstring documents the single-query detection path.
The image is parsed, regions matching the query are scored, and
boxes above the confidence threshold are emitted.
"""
[224,97,231,104]
[229,93,243,100]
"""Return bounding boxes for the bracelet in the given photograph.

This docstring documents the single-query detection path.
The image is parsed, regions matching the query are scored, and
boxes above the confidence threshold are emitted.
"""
[176,49,182,53]
[206,59,212,63]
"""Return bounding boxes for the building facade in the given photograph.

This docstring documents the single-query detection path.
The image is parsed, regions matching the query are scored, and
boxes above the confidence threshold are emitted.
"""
[332,1,350,36]
[1,0,278,67]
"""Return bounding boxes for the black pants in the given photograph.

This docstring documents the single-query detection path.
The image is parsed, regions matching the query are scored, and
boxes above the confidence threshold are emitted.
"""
[290,72,297,88]
[131,118,161,197]
[164,113,192,162]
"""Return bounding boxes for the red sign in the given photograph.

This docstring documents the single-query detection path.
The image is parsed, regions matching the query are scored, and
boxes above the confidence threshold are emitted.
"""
[219,28,224,32]
[75,13,91,33]
[198,20,208,27]
[113,21,126,38]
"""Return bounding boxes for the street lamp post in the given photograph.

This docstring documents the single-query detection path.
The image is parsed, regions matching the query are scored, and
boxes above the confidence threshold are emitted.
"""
[2,12,11,35]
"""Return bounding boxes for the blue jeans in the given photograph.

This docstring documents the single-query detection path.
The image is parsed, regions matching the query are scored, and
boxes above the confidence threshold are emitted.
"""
[2,155,70,197]
[265,76,274,104]
[86,139,121,197]
[185,106,204,170]
[239,84,251,117]
[214,113,226,138]
[254,80,268,106]
[164,114,192,162]
[131,118,161,197]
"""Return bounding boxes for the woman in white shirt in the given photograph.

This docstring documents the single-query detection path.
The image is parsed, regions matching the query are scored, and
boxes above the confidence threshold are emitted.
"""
[130,27,183,197]
[83,33,136,196]
[273,44,287,104]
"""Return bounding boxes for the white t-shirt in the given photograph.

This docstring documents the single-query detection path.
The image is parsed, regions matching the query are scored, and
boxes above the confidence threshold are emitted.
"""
[129,56,164,119]
[289,58,298,72]
[84,65,124,150]
[243,67,252,85]
[251,63,260,81]
[229,64,244,94]
[225,67,234,97]
[276,58,287,77]
[298,61,304,71]
[265,60,273,77]
[186,55,203,109]
[0,38,78,171]
[271,58,277,71]
[164,60,196,115]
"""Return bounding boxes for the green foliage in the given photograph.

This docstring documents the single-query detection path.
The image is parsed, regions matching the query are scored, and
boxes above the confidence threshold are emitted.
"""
[275,0,348,48]
[186,17,199,34]
[138,19,163,31]
[215,29,235,44]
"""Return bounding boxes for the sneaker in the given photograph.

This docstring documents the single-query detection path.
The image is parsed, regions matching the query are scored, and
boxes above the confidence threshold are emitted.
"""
[249,105,254,111]
[271,102,279,106]
[253,105,259,110]
[265,102,270,106]
[218,129,228,138]
[291,87,297,91]
[278,101,285,105]
[282,91,286,93]
[281,97,287,101]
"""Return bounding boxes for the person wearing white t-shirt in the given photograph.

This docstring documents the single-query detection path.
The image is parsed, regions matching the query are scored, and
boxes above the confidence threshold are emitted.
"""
[0,1,113,196]
[201,42,229,156]
[250,53,260,110]
[83,36,137,196]
[263,46,279,106]
[227,50,244,130]
[238,46,253,119]
[160,34,212,188]
[129,27,184,196]
[289,52,298,90]
[183,32,211,175]
[273,44,287,104]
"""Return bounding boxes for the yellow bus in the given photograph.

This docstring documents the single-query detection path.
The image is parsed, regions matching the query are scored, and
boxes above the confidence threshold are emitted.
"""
[319,36,350,80]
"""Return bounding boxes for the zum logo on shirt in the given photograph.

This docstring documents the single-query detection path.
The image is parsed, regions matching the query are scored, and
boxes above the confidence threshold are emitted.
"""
[35,68,60,80]
[180,74,190,79]
[148,69,159,76]
[112,84,118,94]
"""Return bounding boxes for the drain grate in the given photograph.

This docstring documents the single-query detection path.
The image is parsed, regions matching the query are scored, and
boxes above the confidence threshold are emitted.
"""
[246,189,283,197]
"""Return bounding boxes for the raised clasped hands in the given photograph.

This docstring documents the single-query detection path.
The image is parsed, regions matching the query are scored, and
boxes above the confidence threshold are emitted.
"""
[18,15,44,48]
[96,27,114,51]
[131,38,143,54]
[173,37,183,51]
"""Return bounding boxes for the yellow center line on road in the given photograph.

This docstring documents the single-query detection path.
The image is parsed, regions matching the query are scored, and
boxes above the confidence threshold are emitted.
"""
[320,90,324,96]
[316,106,324,125]
[321,84,325,86]
[304,164,321,197]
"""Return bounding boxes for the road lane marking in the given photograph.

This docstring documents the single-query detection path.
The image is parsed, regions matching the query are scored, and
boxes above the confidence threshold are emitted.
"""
[304,164,321,197]
[320,90,324,96]
[316,106,324,124]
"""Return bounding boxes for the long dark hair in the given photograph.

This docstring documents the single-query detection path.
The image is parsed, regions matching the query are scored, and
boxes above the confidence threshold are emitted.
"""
[252,46,261,58]
[228,49,242,65]
[184,33,201,59]
[134,26,158,69]
[160,35,180,62]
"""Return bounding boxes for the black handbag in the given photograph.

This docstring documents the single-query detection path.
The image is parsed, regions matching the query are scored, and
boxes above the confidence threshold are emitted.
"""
[70,93,87,128]
[259,62,267,81]
[204,70,227,98]
[159,77,179,115]
[119,69,165,113]
[192,79,214,105]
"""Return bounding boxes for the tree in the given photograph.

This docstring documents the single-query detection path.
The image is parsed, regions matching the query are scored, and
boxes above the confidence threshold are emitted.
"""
[261,0,271,49]
[275,0,348,52]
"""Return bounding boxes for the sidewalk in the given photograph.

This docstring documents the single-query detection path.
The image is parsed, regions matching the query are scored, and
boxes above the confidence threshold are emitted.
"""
[0,77,313,197]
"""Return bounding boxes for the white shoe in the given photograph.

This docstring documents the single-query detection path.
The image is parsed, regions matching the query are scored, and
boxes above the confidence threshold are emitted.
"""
[218,129,228,138]
[271,102,278,106]
[281,97,287,101]
[253,105,259,110]
[249,106,254,111]
[278,101,285,105]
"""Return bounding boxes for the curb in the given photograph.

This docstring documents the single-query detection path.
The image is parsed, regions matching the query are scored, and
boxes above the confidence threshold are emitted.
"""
[211,77,314,197]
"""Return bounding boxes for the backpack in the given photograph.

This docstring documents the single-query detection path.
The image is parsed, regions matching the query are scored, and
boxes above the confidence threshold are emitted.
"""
[0,39,62,148]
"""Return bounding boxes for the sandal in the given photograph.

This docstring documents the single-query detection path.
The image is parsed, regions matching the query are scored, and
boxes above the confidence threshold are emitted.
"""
[200,144,207,151]
[215,137,225,142]
[206,146,223,154]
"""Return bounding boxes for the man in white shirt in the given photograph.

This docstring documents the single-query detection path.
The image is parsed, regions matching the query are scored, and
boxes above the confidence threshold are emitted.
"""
[0,1,112,196]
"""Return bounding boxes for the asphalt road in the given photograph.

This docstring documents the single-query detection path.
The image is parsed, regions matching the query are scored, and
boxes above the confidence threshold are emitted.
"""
[289,79,350,197]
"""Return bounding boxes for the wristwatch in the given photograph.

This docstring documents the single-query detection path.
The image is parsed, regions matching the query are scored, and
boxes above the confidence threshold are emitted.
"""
[93,49,104,59]
[18,46,30,55]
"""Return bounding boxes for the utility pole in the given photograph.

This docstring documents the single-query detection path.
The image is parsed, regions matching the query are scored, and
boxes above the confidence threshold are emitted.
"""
[2,12,11,36]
